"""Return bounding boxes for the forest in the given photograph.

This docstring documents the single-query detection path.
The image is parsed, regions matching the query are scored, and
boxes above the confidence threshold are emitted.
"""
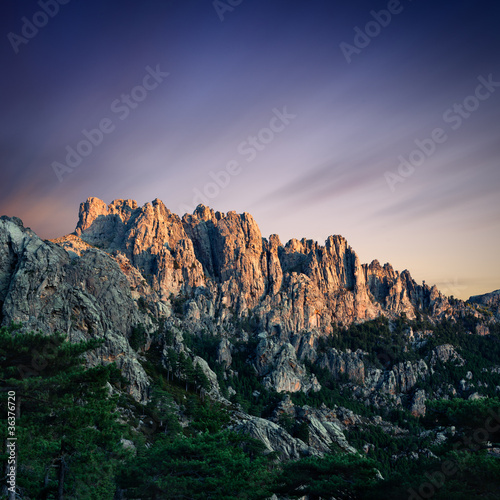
[1,319,500,499]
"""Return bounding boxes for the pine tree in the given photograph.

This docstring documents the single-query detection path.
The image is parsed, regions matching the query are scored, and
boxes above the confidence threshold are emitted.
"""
[194,363,211,394]
[165,348,178,382]
[0,324,126,499]
[178,352,195,391]
[274,453,380,500]
[118,430,273,499]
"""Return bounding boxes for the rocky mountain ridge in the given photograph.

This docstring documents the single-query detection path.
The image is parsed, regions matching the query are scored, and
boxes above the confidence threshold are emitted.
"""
[1,198,498,463]
[67,197,469,325]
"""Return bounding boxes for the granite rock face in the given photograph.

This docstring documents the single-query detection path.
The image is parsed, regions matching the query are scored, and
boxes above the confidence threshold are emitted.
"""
[410,389,427,417]
[53,197,460,397]
[391,360,429,394]
[469,289,500,320]
[0,216,150,402]
[317,348,366,384]
[74,198,205,299]
[216,338,233,367]
[430,344,465,367]
[255,339,321,393]
[230,411,319,460]
[69,198,457,336]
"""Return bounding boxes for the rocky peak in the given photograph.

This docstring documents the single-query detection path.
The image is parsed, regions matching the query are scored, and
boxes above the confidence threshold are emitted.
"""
[75,197,140,234]
[183,204,220,224]
[75,197,109,235]
[268,234,282,248]
[65,198,470,328]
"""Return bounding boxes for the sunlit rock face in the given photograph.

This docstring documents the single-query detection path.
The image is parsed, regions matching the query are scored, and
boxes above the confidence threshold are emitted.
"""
[72,197,453,327]
[0,198,468,401]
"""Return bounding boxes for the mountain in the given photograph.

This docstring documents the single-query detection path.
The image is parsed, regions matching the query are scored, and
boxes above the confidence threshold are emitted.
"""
[1,198,499,499]
[67,197,454,326]
[469,289,500,320]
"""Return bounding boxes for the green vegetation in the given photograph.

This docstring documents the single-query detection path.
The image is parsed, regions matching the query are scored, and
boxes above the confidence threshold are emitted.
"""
[183,331,284,417]
[367,451,500,500]
[3,314,500,499]
[129,323,147,351]
[423,397,500,444]
[318,316,417,368]
[420,317,500,365]
[119,431,274,499]
[410,318,500,397]
[346,424,431,477]
[0,323,126,499]
[170,293,188,318]
[226,340,284,417]
[277,413,310,443]
[274,453,380,499]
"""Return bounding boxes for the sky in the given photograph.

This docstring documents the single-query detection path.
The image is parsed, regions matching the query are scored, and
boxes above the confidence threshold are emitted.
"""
[0,0,499,300]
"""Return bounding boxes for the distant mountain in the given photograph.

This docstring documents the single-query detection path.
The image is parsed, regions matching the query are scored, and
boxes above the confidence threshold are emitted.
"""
[468,289,500,320]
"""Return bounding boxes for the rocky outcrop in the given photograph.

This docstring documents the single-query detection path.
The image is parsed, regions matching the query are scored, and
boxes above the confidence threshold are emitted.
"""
[67,198,463,336]
[366,261,416,318]
[410,389,427,417]
[256,337,321,393]
[0,216,150,402]
[270,398,406,456]
[392,360,429,393]
[231,402,358,459]
[430,344,465,367]
[230,412,317,460]
[193,356,221,398]
[476,324,491,336]
[360,359,428,398]
[216,338,233,367]
[317,348,366,384]
[295,406,357,454]
[469,289,500,320]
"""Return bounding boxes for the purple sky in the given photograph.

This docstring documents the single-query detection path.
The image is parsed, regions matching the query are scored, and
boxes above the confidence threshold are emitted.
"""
[1,0,499,299]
